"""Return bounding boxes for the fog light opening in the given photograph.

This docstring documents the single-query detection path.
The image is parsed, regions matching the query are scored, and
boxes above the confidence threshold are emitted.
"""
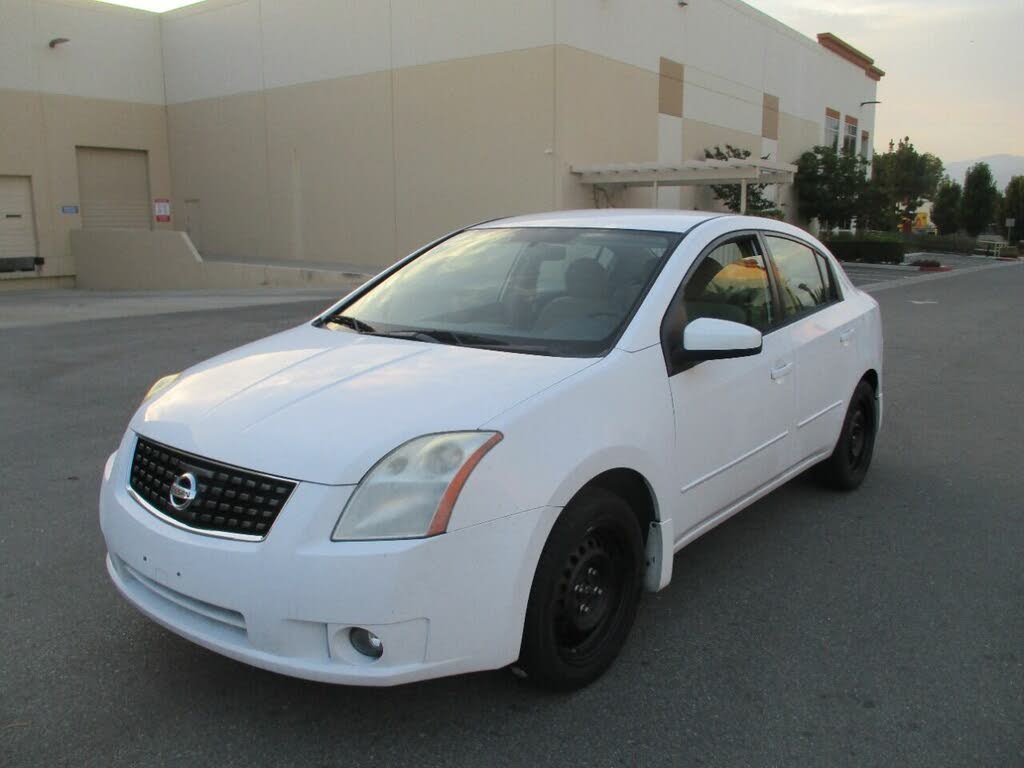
[349,627,384,660]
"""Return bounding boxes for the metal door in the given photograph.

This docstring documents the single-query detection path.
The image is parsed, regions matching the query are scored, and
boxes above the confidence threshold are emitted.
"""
[76,147,151,230]
[0,176,38,270]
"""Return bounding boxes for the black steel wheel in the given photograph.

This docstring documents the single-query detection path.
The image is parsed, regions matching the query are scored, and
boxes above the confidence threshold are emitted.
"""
[819,379,877,491]
[518,487,643,691]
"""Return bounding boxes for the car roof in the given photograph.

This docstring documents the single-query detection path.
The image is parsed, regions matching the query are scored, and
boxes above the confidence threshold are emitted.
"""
[473,209,722,234]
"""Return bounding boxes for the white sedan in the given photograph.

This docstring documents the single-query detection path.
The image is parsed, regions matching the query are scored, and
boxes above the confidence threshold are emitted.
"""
[99,210,882,690]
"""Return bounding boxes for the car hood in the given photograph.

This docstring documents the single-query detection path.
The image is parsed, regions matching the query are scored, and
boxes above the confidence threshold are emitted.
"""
[132,324,596,485]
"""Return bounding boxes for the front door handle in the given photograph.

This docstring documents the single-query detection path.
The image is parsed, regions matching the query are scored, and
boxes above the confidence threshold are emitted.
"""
[839,328,855,345]
[770,361,794,381]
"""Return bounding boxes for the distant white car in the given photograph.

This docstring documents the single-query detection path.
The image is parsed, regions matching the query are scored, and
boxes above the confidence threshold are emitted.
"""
[100,210,882,690]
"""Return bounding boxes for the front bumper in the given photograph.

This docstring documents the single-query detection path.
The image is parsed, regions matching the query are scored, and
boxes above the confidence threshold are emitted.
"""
[99,438,558,686]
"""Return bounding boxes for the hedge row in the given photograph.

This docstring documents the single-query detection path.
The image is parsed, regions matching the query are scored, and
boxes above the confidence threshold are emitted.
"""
[822,239,906,264]
[900,233,978,255]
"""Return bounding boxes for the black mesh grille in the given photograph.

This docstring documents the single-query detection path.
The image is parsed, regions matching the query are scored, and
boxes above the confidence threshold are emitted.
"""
[129,436,295,539]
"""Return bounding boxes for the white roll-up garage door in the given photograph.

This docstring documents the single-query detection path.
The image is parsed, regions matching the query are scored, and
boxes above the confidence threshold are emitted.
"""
[76,147,152,230]
[0,176,38,264]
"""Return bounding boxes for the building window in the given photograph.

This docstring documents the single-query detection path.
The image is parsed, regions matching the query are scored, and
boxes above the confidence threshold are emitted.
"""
[860,131,870,160]
[843,121,858,154]
[825,111,840,150]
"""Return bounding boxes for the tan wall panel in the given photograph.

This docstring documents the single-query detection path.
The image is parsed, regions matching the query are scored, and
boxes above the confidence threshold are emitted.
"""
[392,48,556,256]
[263,72,396,267]
[554,46,659,210]
[0,90,57,274]
[762,93,780,140]
[658,57,684,118]
[0,88,171,278]
[391,48,557,257]
[167,93,270,261]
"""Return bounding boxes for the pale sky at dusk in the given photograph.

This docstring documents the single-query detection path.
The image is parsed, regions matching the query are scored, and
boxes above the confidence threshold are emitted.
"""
[749,0,1024,163]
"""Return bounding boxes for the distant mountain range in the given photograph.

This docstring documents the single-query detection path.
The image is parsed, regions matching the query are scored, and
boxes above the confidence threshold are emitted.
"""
[944,155,1024,190]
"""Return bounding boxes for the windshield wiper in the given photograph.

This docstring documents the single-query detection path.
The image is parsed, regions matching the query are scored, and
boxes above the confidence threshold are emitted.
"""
[319,314,377,333]
[368,329,464,345]
[328,323,557,356]
[469,342,555,356]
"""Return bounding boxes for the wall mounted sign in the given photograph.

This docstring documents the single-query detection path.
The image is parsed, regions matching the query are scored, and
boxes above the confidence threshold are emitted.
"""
[60,205,79,214]
[154,198,171,223]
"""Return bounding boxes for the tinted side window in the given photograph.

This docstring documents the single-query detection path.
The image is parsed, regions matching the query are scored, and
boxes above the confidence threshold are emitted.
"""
[817,252,840,302]
[683,237,775,332]
[766,236,834,317]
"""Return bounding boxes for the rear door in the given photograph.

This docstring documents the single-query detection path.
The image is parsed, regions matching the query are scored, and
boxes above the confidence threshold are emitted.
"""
[762,233,863,462]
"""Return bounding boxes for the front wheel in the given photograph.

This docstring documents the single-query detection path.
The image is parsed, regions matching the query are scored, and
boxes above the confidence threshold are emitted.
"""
[818,379,877,490]
[517,488,644,691]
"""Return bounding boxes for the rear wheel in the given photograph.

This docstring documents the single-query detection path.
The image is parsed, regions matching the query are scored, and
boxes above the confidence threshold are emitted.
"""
[818,379,877,490]
[517,488,643,691]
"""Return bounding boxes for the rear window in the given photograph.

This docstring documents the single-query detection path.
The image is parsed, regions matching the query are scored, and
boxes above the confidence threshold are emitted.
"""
[765,236,838,317]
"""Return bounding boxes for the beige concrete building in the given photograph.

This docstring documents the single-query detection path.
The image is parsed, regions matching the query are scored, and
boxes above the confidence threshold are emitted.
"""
[0,0,883,290]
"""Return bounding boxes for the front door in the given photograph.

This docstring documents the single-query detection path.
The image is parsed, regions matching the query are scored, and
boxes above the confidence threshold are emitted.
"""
[664,234,796,544]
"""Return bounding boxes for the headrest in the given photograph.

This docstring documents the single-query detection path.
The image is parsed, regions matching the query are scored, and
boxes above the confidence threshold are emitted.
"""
[565,258,609,299]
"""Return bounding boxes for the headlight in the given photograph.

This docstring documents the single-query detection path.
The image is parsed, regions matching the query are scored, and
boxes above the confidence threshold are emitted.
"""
[143,373,181,402]
[332,431,502,541]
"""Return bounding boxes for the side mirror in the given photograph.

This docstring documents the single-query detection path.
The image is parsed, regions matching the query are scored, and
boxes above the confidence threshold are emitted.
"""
[680,317,763,361]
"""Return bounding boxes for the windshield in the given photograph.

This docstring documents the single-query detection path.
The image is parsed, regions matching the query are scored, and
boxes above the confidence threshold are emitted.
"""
[321,227,680,357]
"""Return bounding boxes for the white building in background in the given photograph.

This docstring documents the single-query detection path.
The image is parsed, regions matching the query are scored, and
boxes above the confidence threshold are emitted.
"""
[1,0,883,290]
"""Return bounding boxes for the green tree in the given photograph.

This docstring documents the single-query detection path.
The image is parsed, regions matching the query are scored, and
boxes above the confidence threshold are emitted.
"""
[1004,176,1024,243]
[930,178,963,235]
[794,145,867,230]
[854,178,899,232]
[871,137,944,222]
[703,144,782,217]
[961,162,998,237]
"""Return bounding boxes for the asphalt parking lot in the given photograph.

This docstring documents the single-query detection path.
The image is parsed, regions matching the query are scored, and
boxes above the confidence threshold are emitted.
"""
[2,262,1022,767]
[839,252,1003,289]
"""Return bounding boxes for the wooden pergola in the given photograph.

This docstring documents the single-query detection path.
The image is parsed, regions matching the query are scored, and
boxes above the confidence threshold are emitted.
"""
[571,158,798,214]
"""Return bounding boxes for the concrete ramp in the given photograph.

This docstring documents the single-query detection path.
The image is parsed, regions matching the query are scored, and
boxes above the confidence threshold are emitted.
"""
[72,229,374,292]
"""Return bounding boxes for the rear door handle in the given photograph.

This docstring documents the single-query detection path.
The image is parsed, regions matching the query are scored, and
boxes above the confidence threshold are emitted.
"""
[839,328,855,345]
[770,361,794,381]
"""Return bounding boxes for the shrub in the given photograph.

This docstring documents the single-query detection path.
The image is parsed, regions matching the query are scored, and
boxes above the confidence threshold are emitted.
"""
[823,239,905,264]
[827,230,903,243]
[901,232,977,254]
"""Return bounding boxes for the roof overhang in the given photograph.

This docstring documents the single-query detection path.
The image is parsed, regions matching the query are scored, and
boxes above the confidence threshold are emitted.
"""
[817,33,885,80]
[571,158,797,188]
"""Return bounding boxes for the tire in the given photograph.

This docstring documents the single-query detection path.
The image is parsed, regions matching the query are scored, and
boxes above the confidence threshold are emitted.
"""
[517,487,644,691]
[818,379,877,491]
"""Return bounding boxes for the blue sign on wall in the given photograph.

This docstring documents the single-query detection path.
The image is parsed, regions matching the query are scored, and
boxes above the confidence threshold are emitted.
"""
[60,205,79,214]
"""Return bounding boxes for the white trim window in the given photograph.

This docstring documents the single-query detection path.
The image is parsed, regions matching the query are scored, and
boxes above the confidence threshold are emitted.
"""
[825,114,841,150]
[843,121,858,155]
